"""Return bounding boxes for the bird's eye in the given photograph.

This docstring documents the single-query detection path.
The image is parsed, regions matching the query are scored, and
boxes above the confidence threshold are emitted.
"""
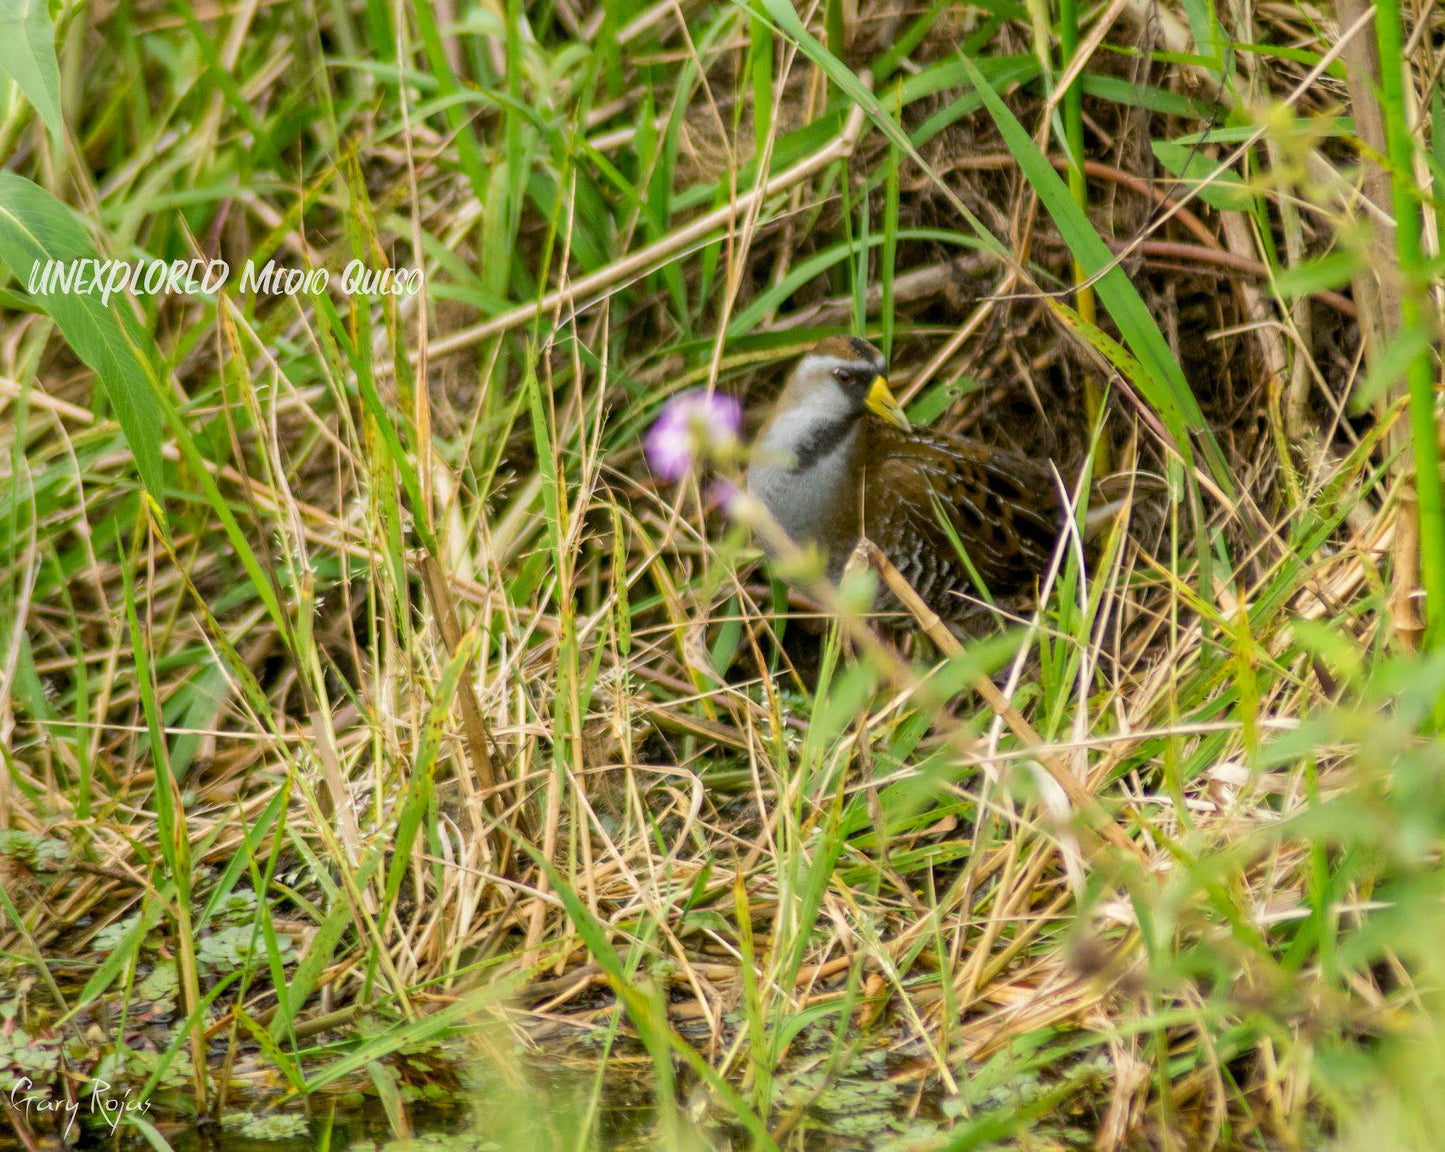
[833,368,850,383]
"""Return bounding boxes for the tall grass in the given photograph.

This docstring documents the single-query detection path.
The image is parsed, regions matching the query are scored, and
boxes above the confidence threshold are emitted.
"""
[1,0,1443,1147]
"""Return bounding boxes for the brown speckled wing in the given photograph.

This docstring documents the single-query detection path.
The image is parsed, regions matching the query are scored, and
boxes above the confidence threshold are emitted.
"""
[859,425,1064,616]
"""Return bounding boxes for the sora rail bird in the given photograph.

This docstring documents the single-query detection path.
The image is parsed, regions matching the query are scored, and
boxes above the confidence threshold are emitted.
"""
[745,336,1123,627]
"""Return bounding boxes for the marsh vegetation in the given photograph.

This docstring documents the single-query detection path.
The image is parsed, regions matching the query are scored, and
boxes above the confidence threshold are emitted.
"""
[2,0,1445,1147]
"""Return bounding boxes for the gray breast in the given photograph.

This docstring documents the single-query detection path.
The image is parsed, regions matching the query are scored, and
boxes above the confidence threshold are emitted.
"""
[745,414,858,560]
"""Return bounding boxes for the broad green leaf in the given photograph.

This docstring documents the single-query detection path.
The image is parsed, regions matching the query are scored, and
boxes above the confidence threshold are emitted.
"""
[0,172,165,496]
[1152,138,1257,211]
[1080,74,1224,119]
[0,0,63,146]
[1273,248,1364,298]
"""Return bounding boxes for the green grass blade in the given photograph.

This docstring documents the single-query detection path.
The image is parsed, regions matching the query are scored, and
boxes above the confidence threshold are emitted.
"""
[954,52,1234,493]
[0,172,165,499]
[0,0,64,147]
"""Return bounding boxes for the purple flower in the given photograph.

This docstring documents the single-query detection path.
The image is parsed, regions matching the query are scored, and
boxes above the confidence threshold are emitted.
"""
[644,389,742,482]
[708,477,742,515]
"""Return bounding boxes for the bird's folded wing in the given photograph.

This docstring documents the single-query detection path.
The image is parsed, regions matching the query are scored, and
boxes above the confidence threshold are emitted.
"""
[862,432,1063,600]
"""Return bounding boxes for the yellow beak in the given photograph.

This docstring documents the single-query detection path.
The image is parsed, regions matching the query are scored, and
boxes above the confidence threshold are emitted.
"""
[864,376,911,432]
